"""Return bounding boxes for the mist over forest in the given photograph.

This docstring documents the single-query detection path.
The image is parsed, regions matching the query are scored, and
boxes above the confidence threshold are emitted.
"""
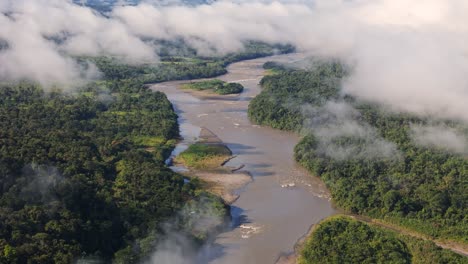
[1,0,468,123]
[0,0,467,263]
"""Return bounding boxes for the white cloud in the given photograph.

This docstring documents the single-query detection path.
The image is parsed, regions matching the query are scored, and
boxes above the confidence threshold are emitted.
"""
[410,124,468,154]
[1,0,468,123]
[302,101,401,160]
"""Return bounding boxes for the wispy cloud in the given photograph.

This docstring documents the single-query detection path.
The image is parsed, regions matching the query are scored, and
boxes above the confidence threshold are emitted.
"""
[1,0,468,122]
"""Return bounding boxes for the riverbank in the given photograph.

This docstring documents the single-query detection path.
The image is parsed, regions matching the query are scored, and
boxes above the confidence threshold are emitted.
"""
[174,127,253,204]
[295,215,467,263]
[276,212,468,264]
[275,224,316,264]
[247,56,468,262]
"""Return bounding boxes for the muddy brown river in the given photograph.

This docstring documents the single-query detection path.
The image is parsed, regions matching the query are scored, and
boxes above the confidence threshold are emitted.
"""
[152,54,337,264]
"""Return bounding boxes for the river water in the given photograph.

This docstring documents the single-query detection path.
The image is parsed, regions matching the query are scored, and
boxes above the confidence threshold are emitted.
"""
[152,54,336,264]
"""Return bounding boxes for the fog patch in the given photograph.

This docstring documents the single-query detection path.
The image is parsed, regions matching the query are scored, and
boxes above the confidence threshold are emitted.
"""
[0,0,155,87]
[302,101,400,161]
[2,0,468,121]
[145,195,228,264]
[410,124,468,155]
[18,164,65,204]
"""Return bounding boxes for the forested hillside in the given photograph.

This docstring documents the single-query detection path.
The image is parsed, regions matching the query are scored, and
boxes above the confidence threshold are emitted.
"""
[249,62,468,244]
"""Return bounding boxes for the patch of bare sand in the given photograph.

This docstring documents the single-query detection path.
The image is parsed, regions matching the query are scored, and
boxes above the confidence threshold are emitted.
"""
[188,170,252,204]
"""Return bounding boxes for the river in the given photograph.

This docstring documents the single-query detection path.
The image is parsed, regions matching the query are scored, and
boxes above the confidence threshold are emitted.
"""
[152,54,337,264]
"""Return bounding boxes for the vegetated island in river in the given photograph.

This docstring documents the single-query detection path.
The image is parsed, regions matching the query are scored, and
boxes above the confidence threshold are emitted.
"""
[249,60,468,263]
[0,41,292,263]
[173,128,252,204]
[181,79,244,96]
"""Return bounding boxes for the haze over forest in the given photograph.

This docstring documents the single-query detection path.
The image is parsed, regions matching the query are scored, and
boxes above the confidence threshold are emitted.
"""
[0,0,467,122]
[0,1,467,263]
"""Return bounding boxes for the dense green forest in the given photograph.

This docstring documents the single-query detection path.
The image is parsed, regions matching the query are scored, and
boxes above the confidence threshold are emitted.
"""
[249,61,346,131]
[299,216,465,264]
[0,81,228,263]
[0,41,293,263]
[90,41,294,87]
[181,79,244,95]
[249,61,468,244]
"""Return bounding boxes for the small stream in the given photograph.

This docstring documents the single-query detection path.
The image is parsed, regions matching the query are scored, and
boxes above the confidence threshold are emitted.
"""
[152,53,337,264]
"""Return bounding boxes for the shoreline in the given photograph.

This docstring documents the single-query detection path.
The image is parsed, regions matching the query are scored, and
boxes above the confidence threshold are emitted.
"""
[274,220,321,264]
[173,127,253,205]
[175,69,468,262]
[171,88,325,263]
[152,53,338,264]
[182,169,253,205]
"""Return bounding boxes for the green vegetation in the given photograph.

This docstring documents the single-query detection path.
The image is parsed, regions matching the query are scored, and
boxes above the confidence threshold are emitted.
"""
[182,79,244,95]
[295,108,468,242]
[249,61,346,131]
[92,56,227,87]
[180,192,230,241]
[248,61,468,245]
[263,61,289,75]
[0,82,227,262]
[90,41,294,90]
[299,216,465,264]
[0,41,292,262]
[175,143,232,169]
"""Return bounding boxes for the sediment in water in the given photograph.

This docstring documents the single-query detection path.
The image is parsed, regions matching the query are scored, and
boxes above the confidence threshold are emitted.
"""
[152,54,336,264]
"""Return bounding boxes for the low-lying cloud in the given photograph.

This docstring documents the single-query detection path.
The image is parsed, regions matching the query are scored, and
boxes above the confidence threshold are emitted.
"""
[146,195,228,264]
[1,0,468,122]
[302,101,401,160]
[410,124,468,155]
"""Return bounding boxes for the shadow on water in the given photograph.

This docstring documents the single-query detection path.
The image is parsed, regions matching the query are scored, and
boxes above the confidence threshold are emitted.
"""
[224,142,264,155]
[219,108,247,113]
[204,96,253,102]
[195,206,251,264]
[250,170,274,177]
[249,163,272,169]
[223,143,275,176]
[230,206,252,228]
[200,96,238,101]
[233,97,254,102]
